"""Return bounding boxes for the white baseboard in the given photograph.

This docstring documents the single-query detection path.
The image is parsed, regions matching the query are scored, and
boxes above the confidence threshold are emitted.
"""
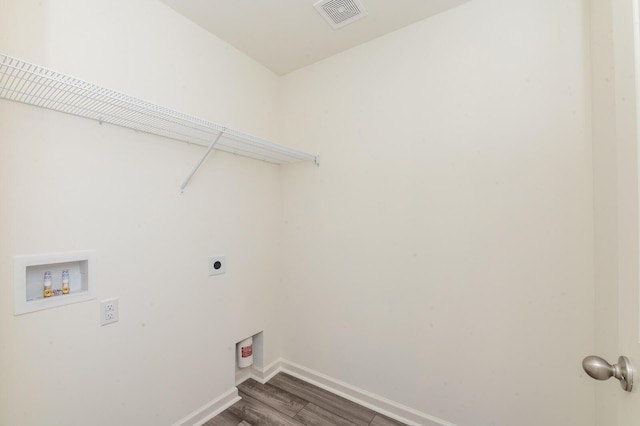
[177,359,457,426]
[251,358,283,384]
[171,387,241,426]
[236,358,282,386]
[247,358,458,426]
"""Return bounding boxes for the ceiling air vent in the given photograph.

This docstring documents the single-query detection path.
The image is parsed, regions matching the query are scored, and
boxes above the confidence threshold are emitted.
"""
[313,0,368,30]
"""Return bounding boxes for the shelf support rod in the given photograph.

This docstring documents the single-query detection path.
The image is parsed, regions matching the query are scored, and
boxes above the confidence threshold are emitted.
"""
[179,131,225,194]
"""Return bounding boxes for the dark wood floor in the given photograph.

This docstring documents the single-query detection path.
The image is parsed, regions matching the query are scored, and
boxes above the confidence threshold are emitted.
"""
[203,372,407,426]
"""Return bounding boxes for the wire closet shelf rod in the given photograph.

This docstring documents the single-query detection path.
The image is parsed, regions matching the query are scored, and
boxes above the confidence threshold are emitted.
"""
[0,53,318,168]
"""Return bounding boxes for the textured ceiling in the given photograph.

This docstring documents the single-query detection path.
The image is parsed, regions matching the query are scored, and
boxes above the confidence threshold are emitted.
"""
[159,0,471,75]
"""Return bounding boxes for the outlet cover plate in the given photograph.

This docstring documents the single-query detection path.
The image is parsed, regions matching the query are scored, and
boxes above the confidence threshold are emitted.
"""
[208,256,226,276]
[100,298,119,326]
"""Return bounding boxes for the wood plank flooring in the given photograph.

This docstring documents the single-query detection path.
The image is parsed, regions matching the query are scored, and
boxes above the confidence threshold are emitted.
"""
[203,373,406,426]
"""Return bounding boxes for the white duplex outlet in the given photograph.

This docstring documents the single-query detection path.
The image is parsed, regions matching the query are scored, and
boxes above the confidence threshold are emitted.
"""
[100,298,119,326]
[208,256,226,276]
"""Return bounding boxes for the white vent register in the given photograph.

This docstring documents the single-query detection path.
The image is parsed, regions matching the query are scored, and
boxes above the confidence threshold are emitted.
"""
[0,54,319,193]
[314,0,368,29]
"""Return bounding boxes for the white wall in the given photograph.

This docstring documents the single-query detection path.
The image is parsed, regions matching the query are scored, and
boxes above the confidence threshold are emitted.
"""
[0,1,603,425]
[280,1,595,425]
[0,1,284,425]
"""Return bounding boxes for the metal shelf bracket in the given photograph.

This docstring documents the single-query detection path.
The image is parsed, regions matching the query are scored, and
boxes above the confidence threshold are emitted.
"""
[179,131,225,194]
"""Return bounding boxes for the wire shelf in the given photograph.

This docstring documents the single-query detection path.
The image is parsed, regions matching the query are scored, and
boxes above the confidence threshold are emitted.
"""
[0,53,318,166]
